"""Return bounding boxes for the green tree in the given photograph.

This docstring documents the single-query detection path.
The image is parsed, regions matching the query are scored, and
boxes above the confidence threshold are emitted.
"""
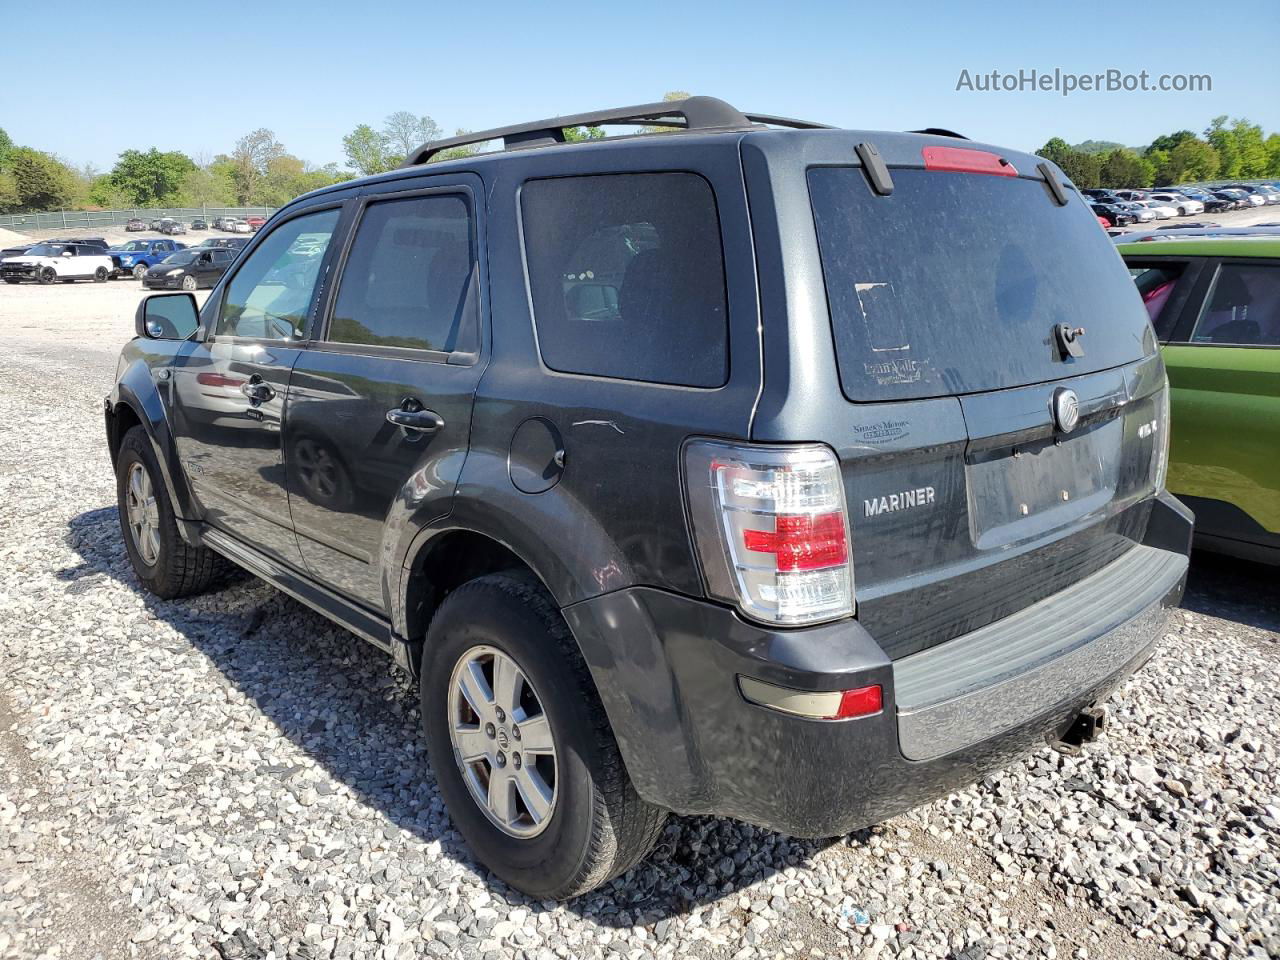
[1145,130,1196,156]
[1098,149,1154,188]
[1229,119,1268,178]
[0,171,19,212]
[342,123,396,176]
[88,174,132,209]
[176,164,236,206]
[107,148,195,205]
[1205,116,1240,179]
[0,127,13,170]
[563,125,606,142]
[1266,134,1280,178]
[7,146,75,210]
[1037,138,1102,189]
[1156,137,1220,185]
[230,129,285,204]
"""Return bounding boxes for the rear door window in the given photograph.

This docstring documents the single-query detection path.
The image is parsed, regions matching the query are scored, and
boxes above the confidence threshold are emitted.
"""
[809,168,1152,401]
[521,172,729,388]
[1189,263,1280,346]
[327,194,475,353]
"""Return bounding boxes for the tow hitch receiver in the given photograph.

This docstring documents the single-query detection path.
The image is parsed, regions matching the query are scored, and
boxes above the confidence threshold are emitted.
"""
[1050,706,1107,756]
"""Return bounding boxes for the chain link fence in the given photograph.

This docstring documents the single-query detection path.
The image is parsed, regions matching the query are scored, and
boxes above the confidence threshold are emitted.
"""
[0,206,277,232]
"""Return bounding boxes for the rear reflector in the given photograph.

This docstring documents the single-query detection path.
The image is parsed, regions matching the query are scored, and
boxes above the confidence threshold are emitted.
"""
[739,676,883,721]
[922,146,1018,177]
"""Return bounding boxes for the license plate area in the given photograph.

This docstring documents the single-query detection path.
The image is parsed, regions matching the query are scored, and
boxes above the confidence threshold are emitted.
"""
[966,418,1121,549]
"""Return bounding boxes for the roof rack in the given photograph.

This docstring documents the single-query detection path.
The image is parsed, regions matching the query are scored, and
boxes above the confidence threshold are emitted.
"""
[909,127,968,139]
[402,96,831,166]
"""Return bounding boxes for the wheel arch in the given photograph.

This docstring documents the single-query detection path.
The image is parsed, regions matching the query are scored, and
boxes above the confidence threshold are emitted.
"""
[109,363,200,537]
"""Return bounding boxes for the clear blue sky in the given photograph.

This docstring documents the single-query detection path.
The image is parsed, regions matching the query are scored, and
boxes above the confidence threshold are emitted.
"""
[5,0,1277,171]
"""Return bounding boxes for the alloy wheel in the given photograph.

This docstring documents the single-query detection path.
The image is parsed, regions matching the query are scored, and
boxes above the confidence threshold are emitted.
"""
[125,462,161,566]
[447,645,558,839]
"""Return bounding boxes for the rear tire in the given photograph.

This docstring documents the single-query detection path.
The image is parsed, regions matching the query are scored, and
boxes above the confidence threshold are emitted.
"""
[94,266,109,282]
[420,571,666,899]
[115,426,221,599]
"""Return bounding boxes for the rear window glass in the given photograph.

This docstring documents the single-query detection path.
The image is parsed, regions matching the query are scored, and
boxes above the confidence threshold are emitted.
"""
[809,168,1152,401]
[521,173,728,388]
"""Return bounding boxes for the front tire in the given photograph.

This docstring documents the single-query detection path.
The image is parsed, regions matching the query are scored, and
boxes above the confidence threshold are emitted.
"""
[181,274,197,291]
[115,426,221,599]
[421,572,666,899]
[37,267,55,285]
[132,263,147,280]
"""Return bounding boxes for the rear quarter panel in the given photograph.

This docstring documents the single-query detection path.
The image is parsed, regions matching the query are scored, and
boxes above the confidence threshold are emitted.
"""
[1163,343,1280,533]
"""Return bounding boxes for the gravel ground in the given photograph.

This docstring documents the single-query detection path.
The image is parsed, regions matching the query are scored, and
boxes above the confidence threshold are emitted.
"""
[0,284,1277,960]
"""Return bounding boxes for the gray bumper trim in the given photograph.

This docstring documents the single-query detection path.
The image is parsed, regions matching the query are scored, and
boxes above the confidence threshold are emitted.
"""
[895,544,1187,761]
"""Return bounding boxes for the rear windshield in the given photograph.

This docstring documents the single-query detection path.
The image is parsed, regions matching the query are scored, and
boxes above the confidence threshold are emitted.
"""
[809,168,1153,401]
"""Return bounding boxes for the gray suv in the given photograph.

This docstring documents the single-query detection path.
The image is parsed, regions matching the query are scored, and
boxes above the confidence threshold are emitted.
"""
[104,96,1192,899]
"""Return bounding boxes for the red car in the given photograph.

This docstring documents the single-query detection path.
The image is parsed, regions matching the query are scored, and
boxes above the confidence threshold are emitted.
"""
[1096,214,1112,228]
[245,216,266,232]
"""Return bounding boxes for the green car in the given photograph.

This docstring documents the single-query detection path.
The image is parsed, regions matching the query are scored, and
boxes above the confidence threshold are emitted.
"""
[1119,237,1280,564]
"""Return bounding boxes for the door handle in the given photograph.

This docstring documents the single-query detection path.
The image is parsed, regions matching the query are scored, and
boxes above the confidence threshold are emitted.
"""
[240,375,274,404]
[386,398,444,434]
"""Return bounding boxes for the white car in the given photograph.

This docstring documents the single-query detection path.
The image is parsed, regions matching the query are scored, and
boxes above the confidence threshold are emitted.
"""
[1147,192,1204,216]
[1134,200,1177,220]
[1,242,113,284]
[224,218,252,234]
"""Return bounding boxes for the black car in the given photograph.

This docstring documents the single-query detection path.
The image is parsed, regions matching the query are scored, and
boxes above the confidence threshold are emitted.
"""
[141,247,234,290]
[105,96,1191,900]
[193,236,250,252]
[42,236,109,250]
[191,218,208,230]
[0,241,34,260]
[1089,200,1135,226]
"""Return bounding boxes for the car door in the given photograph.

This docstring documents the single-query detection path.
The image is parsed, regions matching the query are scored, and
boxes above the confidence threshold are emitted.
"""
[193,249,218,286]
[171,203,347,565]
[283,178,485,611]
[1161,257,1280,546]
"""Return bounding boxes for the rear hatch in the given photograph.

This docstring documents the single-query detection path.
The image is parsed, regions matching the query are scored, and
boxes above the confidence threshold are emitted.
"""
[746,133,1167,659]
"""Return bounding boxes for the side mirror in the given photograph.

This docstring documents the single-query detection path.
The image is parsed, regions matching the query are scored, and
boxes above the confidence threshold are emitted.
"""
[136,292,200,341]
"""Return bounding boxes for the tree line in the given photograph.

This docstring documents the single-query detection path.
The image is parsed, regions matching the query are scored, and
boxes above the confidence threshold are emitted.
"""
[0,92,690,213]
[6,99,1271,214]
[1038,116,1280,190]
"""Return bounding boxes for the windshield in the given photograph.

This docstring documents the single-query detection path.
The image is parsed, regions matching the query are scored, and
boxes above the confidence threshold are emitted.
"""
[23,244,65,256]
[163,252,197,265]
[122,240,152,251]
[809,167,1153,401]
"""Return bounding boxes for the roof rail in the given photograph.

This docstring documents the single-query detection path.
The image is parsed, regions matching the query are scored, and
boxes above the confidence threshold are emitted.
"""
[402,96,830,166]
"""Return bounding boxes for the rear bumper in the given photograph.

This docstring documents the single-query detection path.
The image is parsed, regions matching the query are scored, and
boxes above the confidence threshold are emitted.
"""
[563,492,1191,837]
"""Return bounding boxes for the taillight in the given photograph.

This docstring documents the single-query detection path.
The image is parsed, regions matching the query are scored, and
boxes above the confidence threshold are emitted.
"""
[684,440,854,625]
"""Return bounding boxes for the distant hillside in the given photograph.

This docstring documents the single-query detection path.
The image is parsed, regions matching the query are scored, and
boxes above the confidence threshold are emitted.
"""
[1070,140,1127,155]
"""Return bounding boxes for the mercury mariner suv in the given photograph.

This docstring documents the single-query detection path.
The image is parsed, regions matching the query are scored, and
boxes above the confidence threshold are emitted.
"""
[105,97,1193,899]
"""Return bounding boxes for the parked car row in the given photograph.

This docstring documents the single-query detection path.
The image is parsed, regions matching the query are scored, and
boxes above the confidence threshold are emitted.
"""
[1085,183,1280,227]
[123,215,269,234]
[1,234,250,285]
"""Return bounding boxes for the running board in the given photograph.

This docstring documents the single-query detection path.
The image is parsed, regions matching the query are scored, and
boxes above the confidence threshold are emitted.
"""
[200,527,395,656]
